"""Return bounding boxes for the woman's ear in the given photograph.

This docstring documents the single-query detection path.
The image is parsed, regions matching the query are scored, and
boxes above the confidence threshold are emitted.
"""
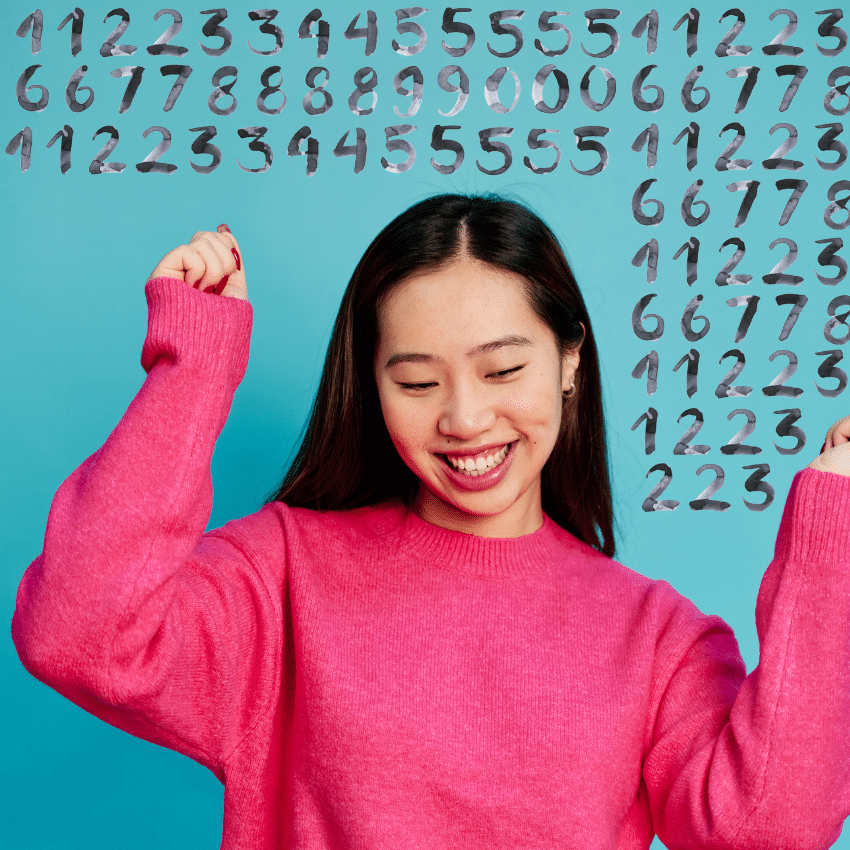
[561,323,584,393]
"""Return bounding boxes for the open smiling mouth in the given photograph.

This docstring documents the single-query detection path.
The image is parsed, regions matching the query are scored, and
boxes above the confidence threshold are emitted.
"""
[439,442,515,477]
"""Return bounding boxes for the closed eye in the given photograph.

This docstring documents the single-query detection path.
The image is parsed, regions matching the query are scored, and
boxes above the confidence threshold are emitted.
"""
[398,365,524,390]
[489,365,524,378]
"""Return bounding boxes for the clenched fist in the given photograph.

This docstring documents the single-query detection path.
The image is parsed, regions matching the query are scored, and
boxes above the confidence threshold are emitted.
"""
[148,224,247,301]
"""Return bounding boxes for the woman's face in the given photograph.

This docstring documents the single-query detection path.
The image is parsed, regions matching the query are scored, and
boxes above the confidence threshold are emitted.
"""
[374,257,580,538]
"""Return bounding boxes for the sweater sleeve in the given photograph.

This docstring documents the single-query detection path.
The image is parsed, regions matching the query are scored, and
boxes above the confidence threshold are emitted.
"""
[645,468,850,849]
[11,277,283,777]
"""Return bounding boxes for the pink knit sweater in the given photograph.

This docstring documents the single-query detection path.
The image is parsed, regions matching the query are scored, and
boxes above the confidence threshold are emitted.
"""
[12,278,850,849]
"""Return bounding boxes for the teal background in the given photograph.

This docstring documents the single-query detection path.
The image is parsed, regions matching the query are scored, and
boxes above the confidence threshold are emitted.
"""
[3,1,847,846]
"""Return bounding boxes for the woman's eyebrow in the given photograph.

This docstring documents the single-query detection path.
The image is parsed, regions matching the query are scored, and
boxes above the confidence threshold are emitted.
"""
[384,335,533,369]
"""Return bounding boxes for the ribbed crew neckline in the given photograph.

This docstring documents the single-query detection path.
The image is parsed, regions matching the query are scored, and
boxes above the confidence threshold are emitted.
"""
[397,507,584,579]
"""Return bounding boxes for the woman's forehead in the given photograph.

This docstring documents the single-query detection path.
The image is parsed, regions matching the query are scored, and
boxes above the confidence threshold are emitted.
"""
[376,260,552,355]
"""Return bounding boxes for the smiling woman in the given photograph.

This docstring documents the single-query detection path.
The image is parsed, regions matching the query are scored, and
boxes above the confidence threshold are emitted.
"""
[13,193,850,850]
[271,193,611,551]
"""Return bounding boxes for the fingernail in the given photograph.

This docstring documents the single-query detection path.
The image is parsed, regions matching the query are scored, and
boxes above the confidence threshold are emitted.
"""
[231,248,241,271]
[821,442,827,453]
[204,275,228,295]
[217,223,231,234]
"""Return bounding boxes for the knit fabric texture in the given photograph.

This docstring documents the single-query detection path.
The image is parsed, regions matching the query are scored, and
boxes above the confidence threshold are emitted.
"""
[13,277,850,849]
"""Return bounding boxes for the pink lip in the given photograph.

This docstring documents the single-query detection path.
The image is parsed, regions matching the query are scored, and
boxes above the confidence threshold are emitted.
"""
[436,441,517,492]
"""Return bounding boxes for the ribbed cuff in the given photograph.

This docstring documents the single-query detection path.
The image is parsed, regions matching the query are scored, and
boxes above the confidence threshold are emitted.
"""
[141,276,253,386]
[774,468,850,569]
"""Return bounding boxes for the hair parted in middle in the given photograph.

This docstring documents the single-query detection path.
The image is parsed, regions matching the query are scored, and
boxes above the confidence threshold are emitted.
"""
[268,192,615,557]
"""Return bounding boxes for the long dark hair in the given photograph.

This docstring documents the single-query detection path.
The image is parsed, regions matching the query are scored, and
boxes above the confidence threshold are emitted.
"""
[267,193,615,556]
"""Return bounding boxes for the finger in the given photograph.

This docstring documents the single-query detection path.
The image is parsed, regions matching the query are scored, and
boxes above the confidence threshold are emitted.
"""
[149,244,208,284]
[190,228,247,298]
[212,225,247,298]
[190,235,231,290]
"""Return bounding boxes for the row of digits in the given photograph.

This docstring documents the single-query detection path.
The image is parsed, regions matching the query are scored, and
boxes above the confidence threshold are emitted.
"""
[15,62,850,118]
[15,8,850,61]
[6,123,615,176]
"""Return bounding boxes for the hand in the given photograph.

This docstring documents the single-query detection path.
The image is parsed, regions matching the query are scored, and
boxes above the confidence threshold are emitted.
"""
[147,224,247,301]
[808,415,850,477]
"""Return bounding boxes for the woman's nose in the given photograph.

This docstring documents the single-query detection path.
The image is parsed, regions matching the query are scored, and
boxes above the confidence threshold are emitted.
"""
[438,386,496,439]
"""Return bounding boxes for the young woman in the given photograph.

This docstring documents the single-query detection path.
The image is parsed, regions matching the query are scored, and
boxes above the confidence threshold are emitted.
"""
[13,194,850,849]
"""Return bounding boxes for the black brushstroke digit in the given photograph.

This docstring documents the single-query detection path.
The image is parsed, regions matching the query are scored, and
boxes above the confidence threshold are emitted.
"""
[672,8,698,57]
[240,126,273,173]
[631,350,659,395]
[258,66,286,115]
[148,9,187,56]
[582,8,619,58]
[672,349,700,397]
[775,293,807,340]
[209,66,238,116]
[715,349,752,398]
[689,464,730,511]
[674,408,710,455]
[46,125,73,174]
[571,125,608,176]
[815,123,847,171]
[188,125,221,174]
[535,11,571,57]
[673,238,699,286]
[17,10,43,54]
[393,8,427,56]
[430,125,463,174]
[815,237,847,284]
[334,127,367,173]
[57,8,84,57]
[824,294,850,344]
[715,9,750,57]
[726,295,759,342]
[715,237,751,285]
[816,10,847,58]
[631,407,658,455]
[441,8,473,57]
[161,65,193,112]
[111,66,144,114]
[17,65,49,112]
[632,293,664,340]
[672,122,699,171]
[643,464,679,512]
[525,129,561,174]
[136,126,177,174]
[249,9,284,57]
[741,464,774,511]
[763,237,802,284]
[762,9,802,56]
[762,350,803,398]
[382,124,417,172]
[773,408,805,455]
[726,66,759,113]
[721,408,760,454]
[477,127,514,175]
[6,127,33,172]
[533,65,569,114]
[89,126,125,174]
[101,8,136,57]
[815,349,848,397]
[393,66,423,118]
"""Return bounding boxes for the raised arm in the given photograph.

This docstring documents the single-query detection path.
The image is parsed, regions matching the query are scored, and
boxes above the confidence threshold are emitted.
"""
[646,427,850,848]
[12,228,284,776]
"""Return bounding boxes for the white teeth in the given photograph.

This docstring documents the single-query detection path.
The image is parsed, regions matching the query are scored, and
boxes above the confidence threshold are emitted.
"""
[445,444,510,476]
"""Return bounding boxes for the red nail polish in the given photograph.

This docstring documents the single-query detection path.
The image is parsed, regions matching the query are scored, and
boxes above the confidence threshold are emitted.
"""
[231,248,241,271]
[821,442,827,454]
[204,276,228,295]
[217,223,231,234]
